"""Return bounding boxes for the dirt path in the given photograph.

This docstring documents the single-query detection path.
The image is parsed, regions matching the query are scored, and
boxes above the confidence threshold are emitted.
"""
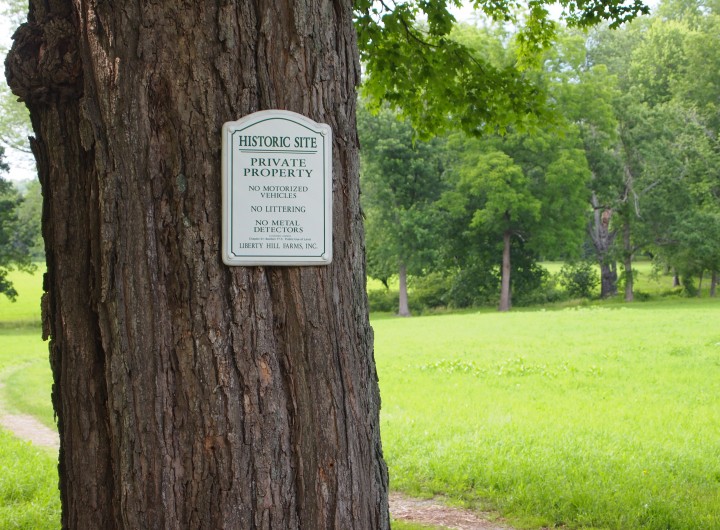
[390,492,515,530]
[0,410,59,450]
[0,374,59,451]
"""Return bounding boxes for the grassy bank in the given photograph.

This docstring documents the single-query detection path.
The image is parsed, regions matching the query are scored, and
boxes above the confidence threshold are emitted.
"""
[0,431,59,530]
[374,298,720,529]
[0,267,59,529]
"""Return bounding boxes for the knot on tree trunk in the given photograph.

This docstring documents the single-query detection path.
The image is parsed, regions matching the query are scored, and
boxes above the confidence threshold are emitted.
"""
[5,17,82,105]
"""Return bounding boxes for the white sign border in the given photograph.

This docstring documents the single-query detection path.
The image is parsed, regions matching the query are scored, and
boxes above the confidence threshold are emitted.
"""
[221,110,333,266]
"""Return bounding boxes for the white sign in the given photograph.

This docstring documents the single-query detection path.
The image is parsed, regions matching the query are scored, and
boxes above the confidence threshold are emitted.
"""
[221,110,333,266]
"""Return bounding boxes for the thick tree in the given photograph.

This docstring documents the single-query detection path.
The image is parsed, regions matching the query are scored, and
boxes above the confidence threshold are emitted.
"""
[6,1,388,528]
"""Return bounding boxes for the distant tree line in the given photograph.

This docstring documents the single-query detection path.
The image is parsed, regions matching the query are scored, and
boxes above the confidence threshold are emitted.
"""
[0,149,41,299]
[359,0,720,313]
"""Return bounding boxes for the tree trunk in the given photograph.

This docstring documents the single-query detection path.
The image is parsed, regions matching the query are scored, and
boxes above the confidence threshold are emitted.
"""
[600,261,618,299]
[589,192,617,298]
[673,269,680,288]
[397,262,411,317]
[499,229,511,312]
[6,2,389,529]
[711,271,717,297]
[698,270,704,297]
[623,218,634,302]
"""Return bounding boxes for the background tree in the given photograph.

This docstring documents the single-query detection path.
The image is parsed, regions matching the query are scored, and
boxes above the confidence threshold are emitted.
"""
[356,0,649,137]
[444,148,539,311]
[358,104,446,316]
[0,0,33,155]
[0,82,32,153]
[579,10,696,300]
[15,178,43,260]
[609,0,720,296]
[0,149,35,300]
[669,6,720,293]
[441,124,590,311]
[637,101,720,294]
[552,30,624,297]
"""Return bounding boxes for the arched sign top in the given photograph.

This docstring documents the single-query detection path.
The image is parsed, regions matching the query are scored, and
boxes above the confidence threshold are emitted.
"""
[221,110,333,266]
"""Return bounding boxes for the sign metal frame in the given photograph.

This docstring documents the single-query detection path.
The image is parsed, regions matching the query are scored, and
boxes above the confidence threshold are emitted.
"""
[221,110,333,266]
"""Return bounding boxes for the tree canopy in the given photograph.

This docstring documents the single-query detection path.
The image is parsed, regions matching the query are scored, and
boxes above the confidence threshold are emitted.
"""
[354,0,649,137]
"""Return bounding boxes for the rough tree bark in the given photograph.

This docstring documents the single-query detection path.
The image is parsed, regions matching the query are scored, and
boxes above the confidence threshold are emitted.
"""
[6,1,389,528]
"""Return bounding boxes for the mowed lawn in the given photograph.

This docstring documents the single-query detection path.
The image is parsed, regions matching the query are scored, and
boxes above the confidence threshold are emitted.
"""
[0,267,60,530]
[3,265,720,528]
[374,299,720,529]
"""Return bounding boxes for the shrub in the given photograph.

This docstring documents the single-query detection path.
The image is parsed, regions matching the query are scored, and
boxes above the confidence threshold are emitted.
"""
[681,275,698,297]
[444,265,500,308]
[557,262,599,299]
[634,290,652,301]
[367,288,398,313]
[411,272,452,311]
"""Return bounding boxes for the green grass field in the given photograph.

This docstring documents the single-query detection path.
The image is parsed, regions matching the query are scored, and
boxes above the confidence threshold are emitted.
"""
[0,267,51,425]
[0,326,54,429]
[374,299,720,529]
[0,267,59,529]
[0,267,44,325]
[0,431,60,530]
[3,265,720,528]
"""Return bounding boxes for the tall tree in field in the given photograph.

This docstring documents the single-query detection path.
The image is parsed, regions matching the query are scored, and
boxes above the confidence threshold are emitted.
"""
[442,127,590,311]
[673,10,720,292]
[445,148,539,311]
[638,101,720,295]
[611,4,720,298]
[6,2,388,528]
[552,30,624,297]
[583,16,687,301]
[358,105,446,316]
[5,0,649,527]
